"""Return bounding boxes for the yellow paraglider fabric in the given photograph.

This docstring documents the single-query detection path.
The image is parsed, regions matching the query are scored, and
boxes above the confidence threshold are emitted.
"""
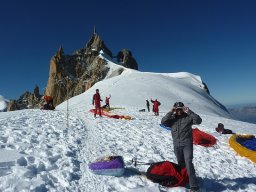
[229,134,256,163]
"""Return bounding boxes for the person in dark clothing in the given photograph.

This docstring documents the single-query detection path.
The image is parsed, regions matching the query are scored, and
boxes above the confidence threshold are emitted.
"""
[92,89,102,117]
[146,100,150,112]
[161,102,202,192]
[215,123,234,134]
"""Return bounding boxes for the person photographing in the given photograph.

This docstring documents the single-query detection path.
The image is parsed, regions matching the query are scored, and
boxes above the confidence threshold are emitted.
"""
[161,102,202,192]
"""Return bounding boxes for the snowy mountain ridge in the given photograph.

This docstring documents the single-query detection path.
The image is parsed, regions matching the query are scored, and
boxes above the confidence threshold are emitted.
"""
[59,51,230,119]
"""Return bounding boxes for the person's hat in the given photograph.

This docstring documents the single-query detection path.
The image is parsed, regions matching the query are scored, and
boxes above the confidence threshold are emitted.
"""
[173,102,184,108]
[96,89,99,92]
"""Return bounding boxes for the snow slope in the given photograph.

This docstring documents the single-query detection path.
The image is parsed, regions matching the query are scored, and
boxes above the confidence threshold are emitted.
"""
[0,95,8,112]
[0,55,256,191]
[60,51,230,119]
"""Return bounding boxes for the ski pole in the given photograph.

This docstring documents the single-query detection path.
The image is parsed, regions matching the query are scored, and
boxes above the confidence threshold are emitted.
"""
[132,158,148,164]
[132,158,153,167]
[132,158,150,164]
[135,162,152,166]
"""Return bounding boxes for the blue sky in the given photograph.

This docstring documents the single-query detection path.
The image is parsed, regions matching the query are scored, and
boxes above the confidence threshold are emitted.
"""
[0,0,256,105]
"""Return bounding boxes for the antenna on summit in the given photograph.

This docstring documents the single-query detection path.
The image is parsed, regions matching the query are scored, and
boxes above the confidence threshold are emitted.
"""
[93,25,96,34]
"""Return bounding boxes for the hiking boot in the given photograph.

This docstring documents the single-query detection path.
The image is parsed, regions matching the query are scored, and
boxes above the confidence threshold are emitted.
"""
[190,186,200,192]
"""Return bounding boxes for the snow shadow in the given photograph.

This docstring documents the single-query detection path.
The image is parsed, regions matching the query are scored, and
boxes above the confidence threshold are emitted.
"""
[123,167,146,177]
[199,177,256,191]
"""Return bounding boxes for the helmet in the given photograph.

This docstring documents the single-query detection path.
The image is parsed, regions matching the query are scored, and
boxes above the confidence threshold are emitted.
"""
[173,102,184,108]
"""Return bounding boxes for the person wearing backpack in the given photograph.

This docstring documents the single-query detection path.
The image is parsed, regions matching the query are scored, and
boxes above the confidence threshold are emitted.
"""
[161,102,202,192]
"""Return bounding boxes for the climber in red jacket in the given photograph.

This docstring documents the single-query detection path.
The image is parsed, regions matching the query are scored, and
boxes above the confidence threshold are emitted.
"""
[151,99,160,116]
[92,89,102,117]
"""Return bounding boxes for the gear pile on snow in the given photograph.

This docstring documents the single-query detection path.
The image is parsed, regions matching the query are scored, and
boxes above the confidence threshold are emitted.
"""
[192,128,217,147]
[146,161,189,187]
[88,156,125,176]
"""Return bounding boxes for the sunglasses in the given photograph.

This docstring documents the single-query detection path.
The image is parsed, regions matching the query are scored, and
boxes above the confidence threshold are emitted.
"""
[175,108,183,112]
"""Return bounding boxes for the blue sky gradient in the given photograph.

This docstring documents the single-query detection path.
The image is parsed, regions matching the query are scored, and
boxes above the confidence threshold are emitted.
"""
[0,0,256,105]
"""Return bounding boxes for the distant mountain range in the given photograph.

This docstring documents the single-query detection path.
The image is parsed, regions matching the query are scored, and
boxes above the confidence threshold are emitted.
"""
[228,105,256,124]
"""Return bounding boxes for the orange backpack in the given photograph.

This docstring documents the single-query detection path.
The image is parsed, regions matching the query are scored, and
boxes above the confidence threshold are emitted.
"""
[44,95,53,103]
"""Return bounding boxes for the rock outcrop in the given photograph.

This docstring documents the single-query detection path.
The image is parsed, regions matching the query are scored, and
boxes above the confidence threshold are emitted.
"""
[8,28,140,110]
[7,85,43,111]
[117,49,138,70]
[44,37,110,106]
[45,29,139,106]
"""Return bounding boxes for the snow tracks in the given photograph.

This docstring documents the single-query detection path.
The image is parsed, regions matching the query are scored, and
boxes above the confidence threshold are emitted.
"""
[0,109,86,191]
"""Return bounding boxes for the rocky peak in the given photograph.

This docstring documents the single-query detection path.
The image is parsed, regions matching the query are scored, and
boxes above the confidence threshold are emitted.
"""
[84,28,113,57]
[117,49,138,70]
[9,26,140,109]
[7,85,43,111]
[55,46,64,61]
[34,85,40,98]
[44,29,113,106]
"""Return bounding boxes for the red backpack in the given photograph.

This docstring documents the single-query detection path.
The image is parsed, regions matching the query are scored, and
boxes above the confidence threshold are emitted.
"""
[146,161,189,187]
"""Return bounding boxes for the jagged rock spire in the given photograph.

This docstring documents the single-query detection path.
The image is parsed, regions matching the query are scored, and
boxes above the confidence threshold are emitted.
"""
[55,45,64,61]
[9,24,140,111]
[58,45,64,55]
[84,26,113,57]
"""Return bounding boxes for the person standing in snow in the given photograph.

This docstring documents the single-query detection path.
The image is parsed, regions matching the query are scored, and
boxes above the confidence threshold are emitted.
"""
[92,89,102,117]
[161,102,202,192]
[151,99,160,116]
[105,95,111,109]
[146,99,150,112]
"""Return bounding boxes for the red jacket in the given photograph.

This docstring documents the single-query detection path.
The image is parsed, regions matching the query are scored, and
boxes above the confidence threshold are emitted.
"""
[93,93,101,107]
[105,97,110,104]
[151,99,159,112]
